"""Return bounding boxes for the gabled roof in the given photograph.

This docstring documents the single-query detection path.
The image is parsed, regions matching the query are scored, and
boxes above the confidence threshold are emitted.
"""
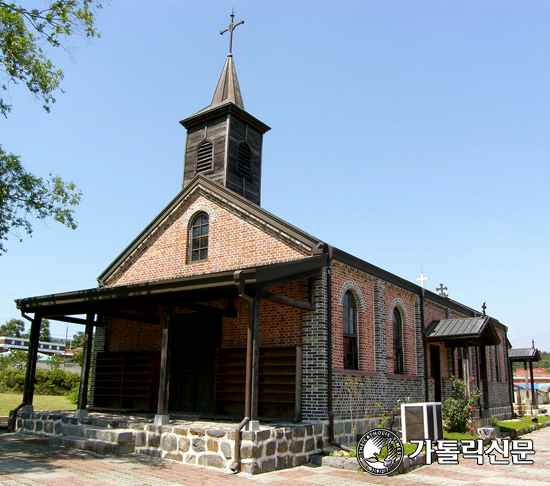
[508,347,541,362]
[97,175,323,286]
[425,316,501,346]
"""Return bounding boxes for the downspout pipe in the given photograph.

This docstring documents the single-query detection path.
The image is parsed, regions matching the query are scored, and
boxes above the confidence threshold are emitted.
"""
[230,416,250,473]
[324,246,348,452]
[232,270,254,473]
[420,290,430,402]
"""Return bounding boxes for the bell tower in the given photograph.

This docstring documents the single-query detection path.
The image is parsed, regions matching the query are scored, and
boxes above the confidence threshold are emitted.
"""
[180,12,270,206]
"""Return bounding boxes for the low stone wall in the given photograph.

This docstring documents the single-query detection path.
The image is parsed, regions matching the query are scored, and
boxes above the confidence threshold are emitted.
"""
[134,422,324,474]
[14,412,323,475]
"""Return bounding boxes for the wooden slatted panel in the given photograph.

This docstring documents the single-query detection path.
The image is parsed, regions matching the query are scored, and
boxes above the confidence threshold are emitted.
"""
[93,351,160,412]
[197,140,213,173]
[215,346,300,420]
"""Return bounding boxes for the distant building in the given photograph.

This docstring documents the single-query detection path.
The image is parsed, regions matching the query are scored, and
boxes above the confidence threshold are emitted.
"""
[0,336,65,356]
[514,367,550,386]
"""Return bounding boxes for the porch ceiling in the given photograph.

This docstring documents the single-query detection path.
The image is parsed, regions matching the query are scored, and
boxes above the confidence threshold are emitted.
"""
[15,255,327,320]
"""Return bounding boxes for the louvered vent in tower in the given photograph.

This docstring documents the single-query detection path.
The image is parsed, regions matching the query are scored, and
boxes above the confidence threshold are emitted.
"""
[237,142,251,178]
[197,140,213,173]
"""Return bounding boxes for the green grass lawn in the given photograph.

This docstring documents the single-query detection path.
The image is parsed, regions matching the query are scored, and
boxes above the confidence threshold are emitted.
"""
[0,393,75,417]
[497,415,550,433]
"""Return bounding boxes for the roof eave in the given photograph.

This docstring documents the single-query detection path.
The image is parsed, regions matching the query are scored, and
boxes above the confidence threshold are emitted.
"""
[179,101,270,134]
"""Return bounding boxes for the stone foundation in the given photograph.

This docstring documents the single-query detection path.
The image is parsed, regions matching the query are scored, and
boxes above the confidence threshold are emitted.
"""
[15,412,323,474]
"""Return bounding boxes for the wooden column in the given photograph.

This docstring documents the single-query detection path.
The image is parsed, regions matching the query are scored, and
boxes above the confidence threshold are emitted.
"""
[524,360,530,403]
[244,297,253,419]
[463,346,471,398]
[22,314,42,408]
[450,346,456,377]
[479,346,489,411]
[250,292,261,426]
[155,305,173,425]
[76,313,95,416]
[529,361,537,408]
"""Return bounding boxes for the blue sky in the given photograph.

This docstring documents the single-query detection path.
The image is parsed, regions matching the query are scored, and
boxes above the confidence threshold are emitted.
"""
[1,1,549,350]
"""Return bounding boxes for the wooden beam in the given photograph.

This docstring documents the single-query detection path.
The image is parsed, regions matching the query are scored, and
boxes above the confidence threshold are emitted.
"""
[48,315,104,326]
[22,314,42,406]
[77,313,95,410]
[102,311,160,325]
[185,303,238,318]
[157,305,173,416]
[257,288,315,311]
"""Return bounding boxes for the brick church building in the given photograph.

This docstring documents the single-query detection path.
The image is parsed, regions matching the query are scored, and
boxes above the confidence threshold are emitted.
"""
[15,19,513,472]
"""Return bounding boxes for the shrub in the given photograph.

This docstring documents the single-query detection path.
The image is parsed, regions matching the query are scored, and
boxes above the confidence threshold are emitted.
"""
[442,376,481,433]
[34,369,80,395]
[65,386,80,405]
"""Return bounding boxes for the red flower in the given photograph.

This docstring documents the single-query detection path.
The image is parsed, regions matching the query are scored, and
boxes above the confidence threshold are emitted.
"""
[469,406,473,413]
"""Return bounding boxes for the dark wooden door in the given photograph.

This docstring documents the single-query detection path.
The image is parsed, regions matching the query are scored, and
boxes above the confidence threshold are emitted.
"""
[430,345,442,402]
[169,313,221,414]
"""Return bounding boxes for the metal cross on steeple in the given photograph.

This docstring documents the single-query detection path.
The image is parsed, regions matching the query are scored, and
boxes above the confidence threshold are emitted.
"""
[481,302,487,316]
[220,9,244,56]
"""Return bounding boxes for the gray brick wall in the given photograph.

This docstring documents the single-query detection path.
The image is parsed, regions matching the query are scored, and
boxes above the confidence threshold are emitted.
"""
[301,269,329,421]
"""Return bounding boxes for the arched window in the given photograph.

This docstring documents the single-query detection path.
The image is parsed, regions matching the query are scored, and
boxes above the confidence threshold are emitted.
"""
[190,213,209,262]
[393,308,404,374]
[343,291,358,369]
[196,140,213,174]
[237,142,251,178]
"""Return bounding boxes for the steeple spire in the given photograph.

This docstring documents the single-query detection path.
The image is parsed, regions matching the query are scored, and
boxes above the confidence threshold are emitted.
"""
[211,11,245,109]
[180,11,270,206]
[210,55,244,108]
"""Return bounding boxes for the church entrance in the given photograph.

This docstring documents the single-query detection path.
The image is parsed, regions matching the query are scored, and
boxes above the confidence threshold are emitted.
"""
[169,312,222,414]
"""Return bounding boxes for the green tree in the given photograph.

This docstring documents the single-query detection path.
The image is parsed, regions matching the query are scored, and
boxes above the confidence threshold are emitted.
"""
[70,330,85,348]
[21,318,51,341]
[0,348,27,371]
[0,1,101,253]
[0,318,25,337]
[70,350,83,365]
[47,353,63,369]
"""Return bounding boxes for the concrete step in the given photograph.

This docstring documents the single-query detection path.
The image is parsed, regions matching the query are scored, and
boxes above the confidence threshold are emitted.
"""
[50,435,135,455]
[61,424,134,444]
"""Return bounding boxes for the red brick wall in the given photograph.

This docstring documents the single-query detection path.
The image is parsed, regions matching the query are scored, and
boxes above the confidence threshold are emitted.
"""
[106,282,304,353]
[222,281,304,348]
[332,263,375,372]
[105,194,309,287]
[385,286,417,376]
[107,318,163,352]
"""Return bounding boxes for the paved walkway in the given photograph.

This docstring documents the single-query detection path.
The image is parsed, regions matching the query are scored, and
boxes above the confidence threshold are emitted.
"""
[0,427,549,486]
